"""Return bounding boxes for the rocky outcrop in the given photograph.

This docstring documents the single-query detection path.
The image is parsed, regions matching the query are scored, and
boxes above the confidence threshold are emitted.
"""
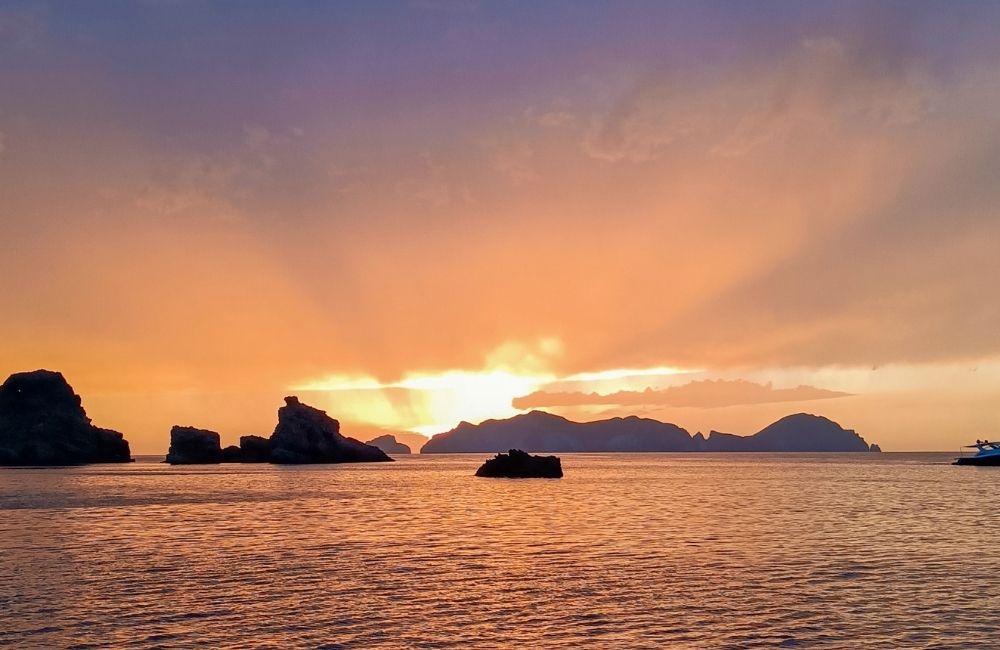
[166,429,271,464]
[268,397,391,464]
[237,434,271,462]
[423,410,878,454]
[475,449,563,478]
[163,398,390,464]
[165,426,222,464]
[870,443,882,453]
[365,434,411,455]
[0,370,132,466]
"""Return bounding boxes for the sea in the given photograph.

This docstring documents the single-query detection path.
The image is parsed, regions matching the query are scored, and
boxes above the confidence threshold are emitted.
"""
[1,453,998,649]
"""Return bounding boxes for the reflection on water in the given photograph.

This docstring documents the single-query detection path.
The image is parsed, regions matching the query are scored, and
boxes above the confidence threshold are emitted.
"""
[2,453,999,648]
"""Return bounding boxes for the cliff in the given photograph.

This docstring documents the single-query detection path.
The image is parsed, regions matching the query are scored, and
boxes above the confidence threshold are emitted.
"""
[0,370,132,465]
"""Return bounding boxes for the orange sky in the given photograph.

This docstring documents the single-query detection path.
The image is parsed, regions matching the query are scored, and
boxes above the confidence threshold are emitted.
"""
[2,3,999,452]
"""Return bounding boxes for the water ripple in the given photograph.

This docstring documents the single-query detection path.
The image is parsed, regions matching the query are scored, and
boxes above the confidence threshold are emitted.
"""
[1,453,999,648]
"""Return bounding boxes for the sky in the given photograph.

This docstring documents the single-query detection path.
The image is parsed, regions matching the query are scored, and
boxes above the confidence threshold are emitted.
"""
[2,1,999,453]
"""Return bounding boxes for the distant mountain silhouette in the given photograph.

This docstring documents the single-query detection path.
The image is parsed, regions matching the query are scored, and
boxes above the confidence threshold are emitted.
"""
[421,411,876,453]
[365,434,411,455]
[0,369,132,465]
[698,414,873,452]
[422,411,693,453]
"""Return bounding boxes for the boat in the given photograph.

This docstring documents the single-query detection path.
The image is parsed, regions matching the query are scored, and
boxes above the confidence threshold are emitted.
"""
[953,440,1000,465]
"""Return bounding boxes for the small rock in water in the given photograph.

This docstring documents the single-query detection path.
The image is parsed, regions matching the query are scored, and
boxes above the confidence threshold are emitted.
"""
[220,445,244,462]
[165,426,222,464]
[237,434,272,462]
[475,449,563,478]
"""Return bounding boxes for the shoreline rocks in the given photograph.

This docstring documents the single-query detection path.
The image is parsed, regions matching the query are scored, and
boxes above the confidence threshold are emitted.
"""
[163,396,392,465]
[475,449,563,478]
[0,370,132,466]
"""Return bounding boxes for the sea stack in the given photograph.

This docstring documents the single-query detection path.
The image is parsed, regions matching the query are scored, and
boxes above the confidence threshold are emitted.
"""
[165,426,222,464]
[268,396,392,464]
[475,449,563,478]
[0,369,132,465]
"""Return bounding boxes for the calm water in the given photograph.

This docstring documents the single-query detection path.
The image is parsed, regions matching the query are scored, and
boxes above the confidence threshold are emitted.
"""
[1,453,998,649]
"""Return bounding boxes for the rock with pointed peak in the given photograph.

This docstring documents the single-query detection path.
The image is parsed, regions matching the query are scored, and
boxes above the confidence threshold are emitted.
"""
[269,396,392,464]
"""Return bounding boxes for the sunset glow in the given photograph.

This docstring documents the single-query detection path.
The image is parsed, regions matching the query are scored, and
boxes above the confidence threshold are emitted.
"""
[2,2,1000,452]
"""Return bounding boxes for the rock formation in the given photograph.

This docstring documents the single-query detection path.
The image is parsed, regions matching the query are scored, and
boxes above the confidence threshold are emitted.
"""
[0,369,132,465]
[365,434,411,455]
[163,397,391,464]
[475,449,563,478]
[165,426,222,464]
[236,434,272,462]
[268,397,391,464]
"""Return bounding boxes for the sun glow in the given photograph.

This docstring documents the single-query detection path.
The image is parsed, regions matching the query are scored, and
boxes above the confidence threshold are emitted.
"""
[292,369,555,434]
[290,359,702,435]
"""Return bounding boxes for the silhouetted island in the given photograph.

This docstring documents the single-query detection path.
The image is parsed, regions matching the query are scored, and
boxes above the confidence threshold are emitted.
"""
[421,411,877,453]
[475,449,563,478]
[365,434,411,455]
[0,369,132,465]
[165,396,392,464]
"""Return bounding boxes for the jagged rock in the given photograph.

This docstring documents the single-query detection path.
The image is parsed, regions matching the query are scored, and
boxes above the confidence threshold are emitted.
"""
[220,445,243,462]
[165,426,222,464]
[870,443,882,453]
[475,449,563,478]
[269,396,392,464]
[0,369,132,466]
[238,434,271,462]
[365,434,411,455]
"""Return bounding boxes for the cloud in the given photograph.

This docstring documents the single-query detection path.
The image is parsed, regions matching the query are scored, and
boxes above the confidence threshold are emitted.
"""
[584,37,938,162]
[513,379,852,409]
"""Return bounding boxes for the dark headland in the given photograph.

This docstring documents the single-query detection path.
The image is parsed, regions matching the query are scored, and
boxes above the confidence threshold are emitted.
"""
[421,410,878,454]
[0,369,132,465]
